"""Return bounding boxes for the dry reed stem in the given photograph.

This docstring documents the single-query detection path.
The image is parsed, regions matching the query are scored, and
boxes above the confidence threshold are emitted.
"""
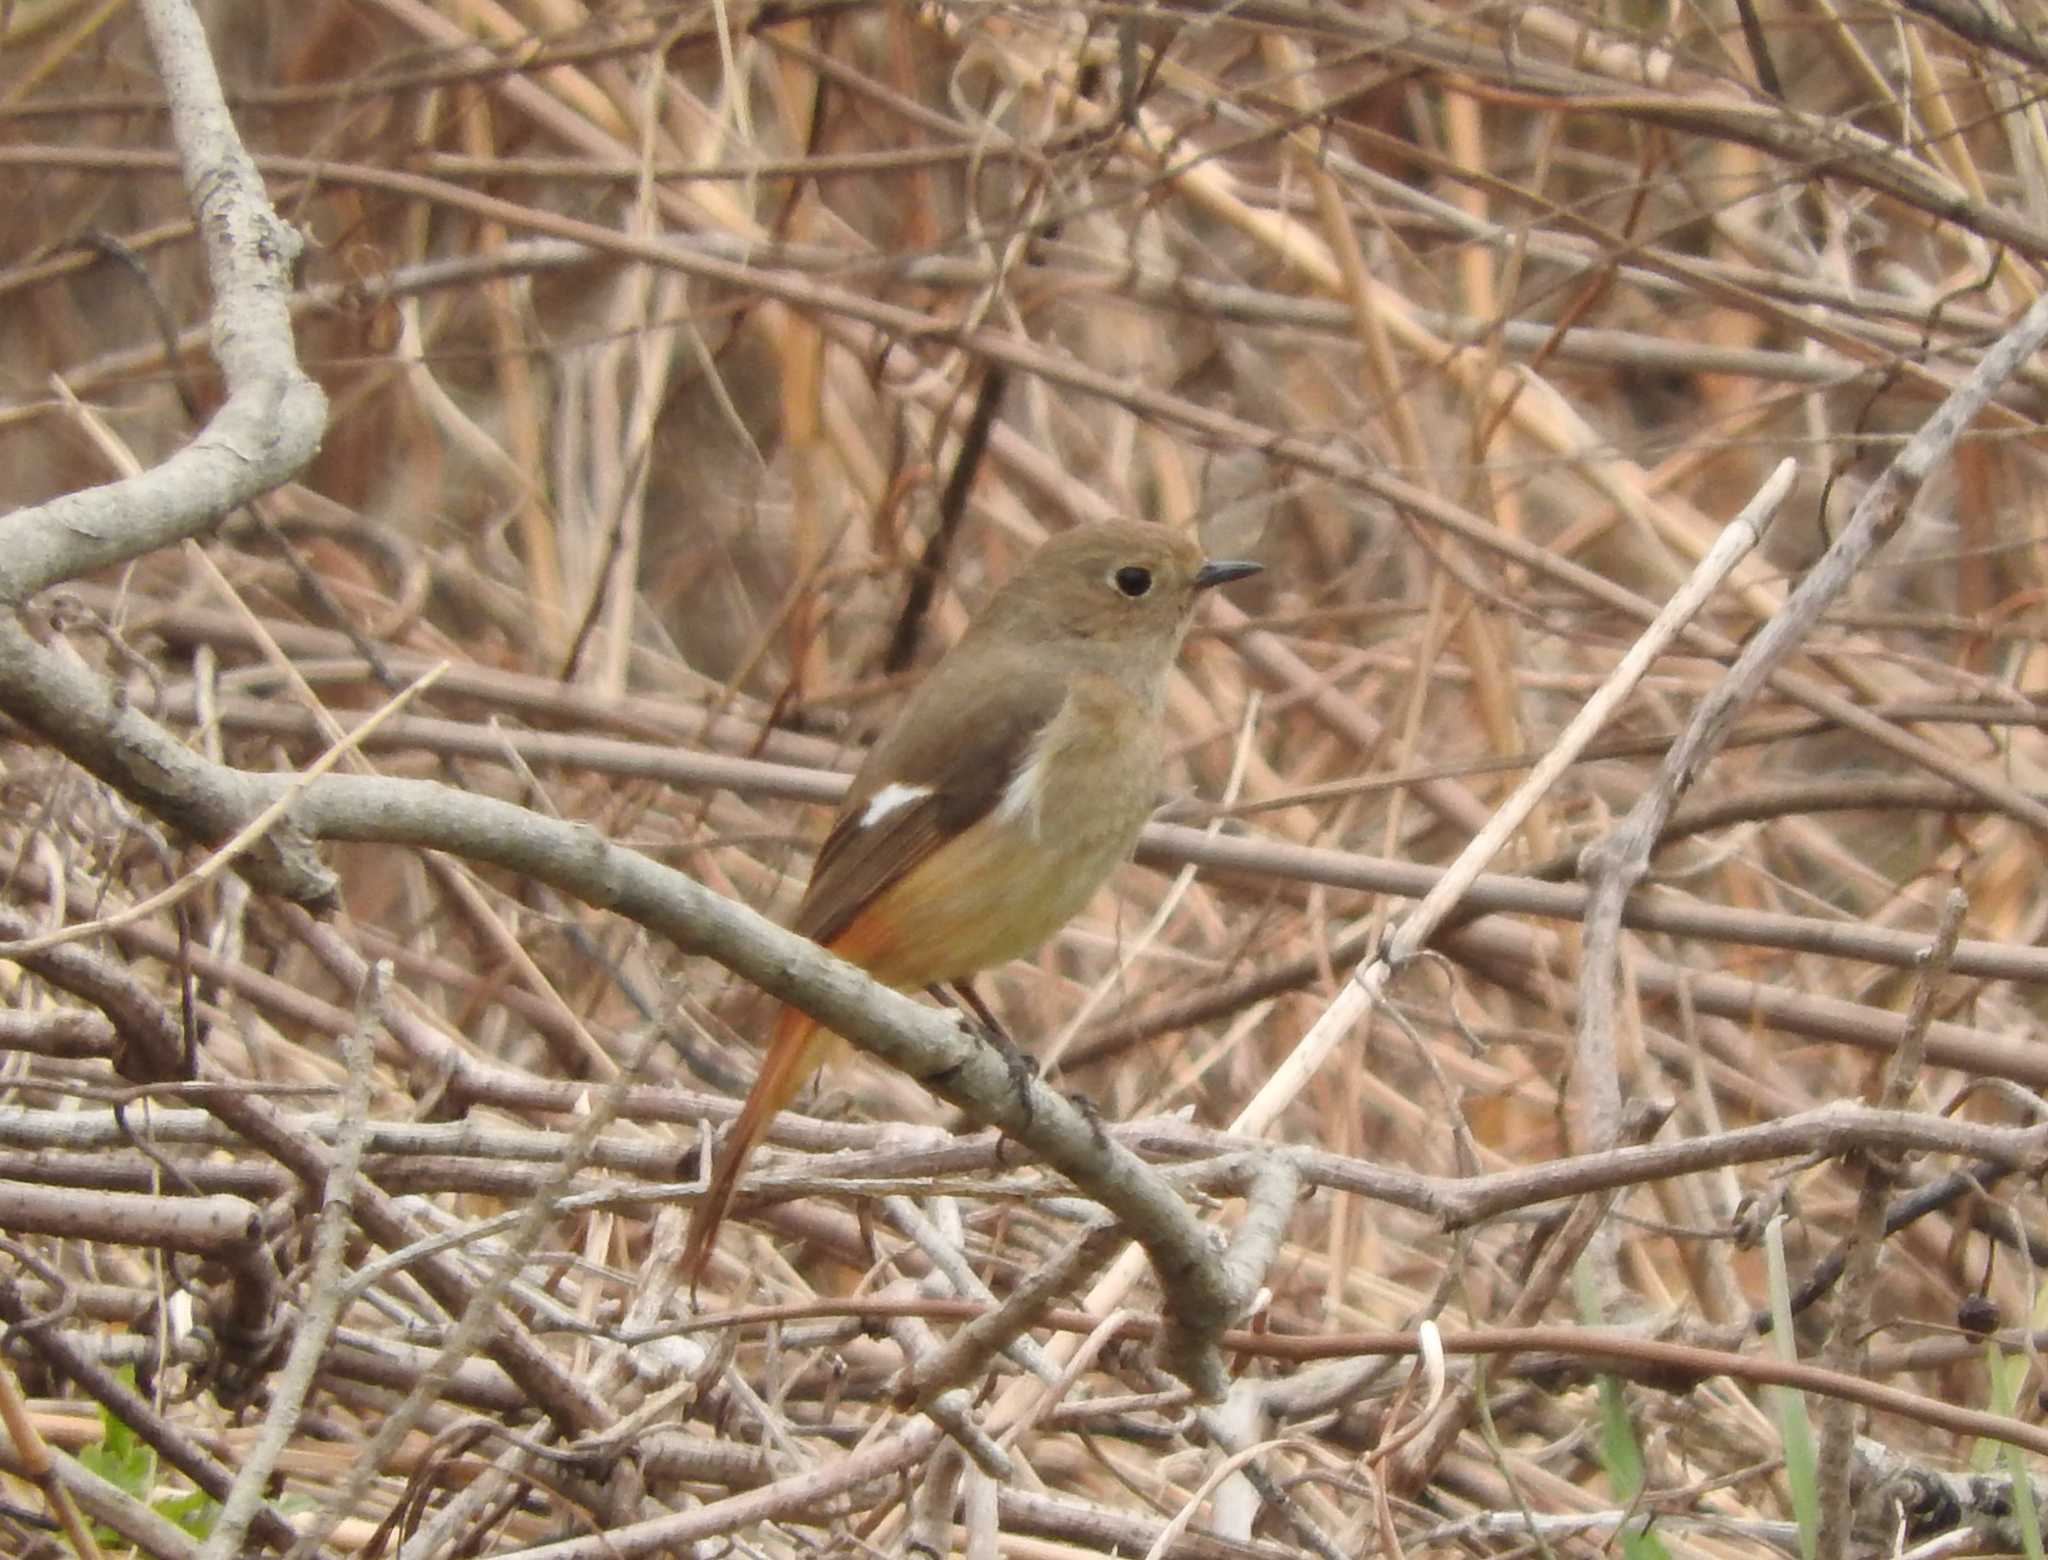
[8,2,2048,1555]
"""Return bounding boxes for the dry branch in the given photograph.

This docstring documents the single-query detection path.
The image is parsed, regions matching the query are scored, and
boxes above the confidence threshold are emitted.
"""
[9,2,2048,1556]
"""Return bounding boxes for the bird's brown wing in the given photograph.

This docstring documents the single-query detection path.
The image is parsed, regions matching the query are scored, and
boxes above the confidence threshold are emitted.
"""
[794,665,1065,947]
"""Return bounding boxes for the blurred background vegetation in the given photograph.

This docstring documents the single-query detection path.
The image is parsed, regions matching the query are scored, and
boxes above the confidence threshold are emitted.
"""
[6,0,2048,1554]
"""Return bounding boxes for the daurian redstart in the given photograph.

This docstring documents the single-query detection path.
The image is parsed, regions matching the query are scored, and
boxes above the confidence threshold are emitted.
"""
[682,520,1261,1286]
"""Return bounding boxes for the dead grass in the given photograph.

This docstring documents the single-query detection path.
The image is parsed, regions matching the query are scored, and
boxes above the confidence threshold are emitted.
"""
[5,1,2048,1555]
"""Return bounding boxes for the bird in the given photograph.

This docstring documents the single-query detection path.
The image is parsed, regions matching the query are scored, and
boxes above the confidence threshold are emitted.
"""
[681,520,1262,1289]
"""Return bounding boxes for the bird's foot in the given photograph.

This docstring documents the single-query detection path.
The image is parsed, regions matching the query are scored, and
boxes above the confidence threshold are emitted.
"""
[1065,1089,1111,1151]
[931,982,1038,1128]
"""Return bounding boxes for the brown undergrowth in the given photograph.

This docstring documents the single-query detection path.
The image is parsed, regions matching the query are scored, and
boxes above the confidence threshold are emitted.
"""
[3,2,2048,1555]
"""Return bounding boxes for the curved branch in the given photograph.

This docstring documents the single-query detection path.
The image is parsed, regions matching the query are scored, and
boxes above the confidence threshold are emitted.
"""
[285,770,1243,1393]
[0,601,1243,1394]
[0,0,325,607]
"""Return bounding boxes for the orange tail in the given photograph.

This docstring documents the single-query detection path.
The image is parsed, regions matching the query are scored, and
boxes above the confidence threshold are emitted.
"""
[682,1004,839,1292]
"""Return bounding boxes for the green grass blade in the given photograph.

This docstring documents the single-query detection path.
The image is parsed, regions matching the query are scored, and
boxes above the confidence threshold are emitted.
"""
[1764,1216,1819,1560]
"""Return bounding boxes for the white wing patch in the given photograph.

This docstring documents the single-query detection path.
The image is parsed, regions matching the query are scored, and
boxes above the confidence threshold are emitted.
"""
[859,781,932,829]
[993,737,1052,833]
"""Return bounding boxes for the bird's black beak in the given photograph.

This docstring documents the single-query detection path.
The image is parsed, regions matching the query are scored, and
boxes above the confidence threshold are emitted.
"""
[1194,559,1262,590]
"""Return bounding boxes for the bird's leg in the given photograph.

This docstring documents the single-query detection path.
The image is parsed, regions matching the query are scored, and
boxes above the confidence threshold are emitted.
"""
[928,980,1038,1127]
[950,981,1016,1051]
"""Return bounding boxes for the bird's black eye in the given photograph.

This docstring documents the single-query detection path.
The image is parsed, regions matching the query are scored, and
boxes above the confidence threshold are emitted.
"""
[1112,565,1153,598]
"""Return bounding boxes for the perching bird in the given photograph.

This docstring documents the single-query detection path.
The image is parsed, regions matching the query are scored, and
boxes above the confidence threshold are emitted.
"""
[682,521,1261,1287]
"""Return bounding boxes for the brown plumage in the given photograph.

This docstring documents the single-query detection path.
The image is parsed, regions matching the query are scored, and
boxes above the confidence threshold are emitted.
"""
[681,521,1260,1290]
